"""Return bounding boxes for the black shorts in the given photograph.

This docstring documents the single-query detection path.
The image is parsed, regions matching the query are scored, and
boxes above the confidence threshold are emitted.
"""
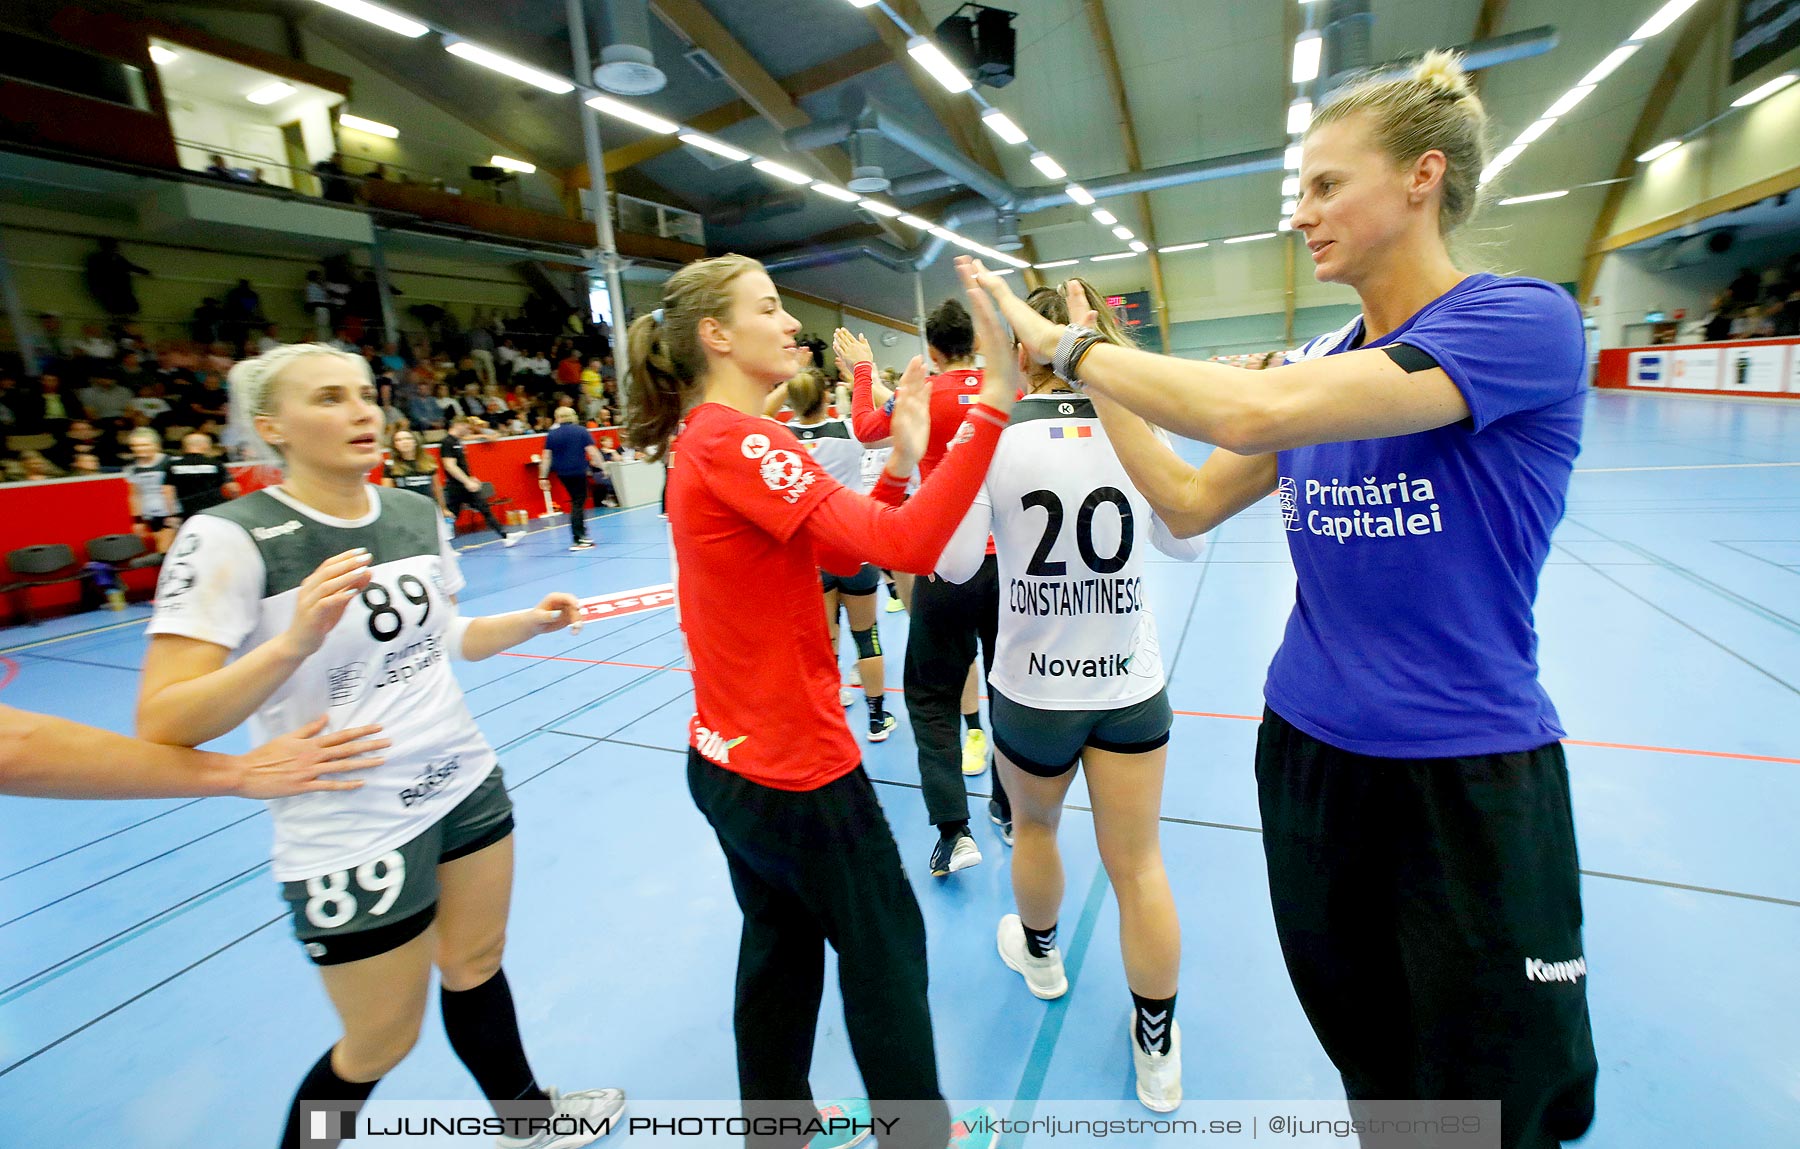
[990,687,1173,777]
[280,766,515,966]
[821,563,882,595]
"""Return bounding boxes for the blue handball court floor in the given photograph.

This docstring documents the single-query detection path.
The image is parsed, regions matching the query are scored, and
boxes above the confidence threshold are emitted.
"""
[1,389,1797,1147]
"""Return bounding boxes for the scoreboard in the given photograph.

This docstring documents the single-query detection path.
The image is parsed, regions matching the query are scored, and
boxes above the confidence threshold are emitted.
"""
[1104,290,1152,332]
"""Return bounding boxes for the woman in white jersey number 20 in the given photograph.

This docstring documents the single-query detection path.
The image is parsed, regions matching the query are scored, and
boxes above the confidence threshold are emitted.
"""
[138,344,623,1149]
[936,278,1199,1111]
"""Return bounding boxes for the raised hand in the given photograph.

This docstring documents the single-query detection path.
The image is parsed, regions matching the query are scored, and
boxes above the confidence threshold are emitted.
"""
[956,255,1062,366]
[954,257,1021,415]
[232,717,388,798]
[282,549,373,658]
[886,356,931,474]
[833,328,874,370]
[1063,278,1101,330]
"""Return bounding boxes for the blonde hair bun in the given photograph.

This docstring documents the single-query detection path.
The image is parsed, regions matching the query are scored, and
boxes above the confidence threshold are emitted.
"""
[1414,49,1473,99]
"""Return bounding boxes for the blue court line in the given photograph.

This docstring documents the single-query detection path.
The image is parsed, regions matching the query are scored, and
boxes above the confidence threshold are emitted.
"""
[1000,870,1112,1149]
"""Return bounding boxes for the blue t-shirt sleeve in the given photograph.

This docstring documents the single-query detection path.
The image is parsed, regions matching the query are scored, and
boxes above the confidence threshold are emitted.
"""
[1390,279,1585,434]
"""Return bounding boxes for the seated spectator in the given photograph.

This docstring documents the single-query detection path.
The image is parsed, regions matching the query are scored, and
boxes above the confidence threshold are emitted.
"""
[78,372,132,423]
[205,154,236,180]
[9,450,60,482]
[127,381,171,424]
[255,322,282,354]
[75,325,117,360]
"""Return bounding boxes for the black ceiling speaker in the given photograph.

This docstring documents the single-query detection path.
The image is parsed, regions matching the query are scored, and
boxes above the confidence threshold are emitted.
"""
[935,4,1018,89]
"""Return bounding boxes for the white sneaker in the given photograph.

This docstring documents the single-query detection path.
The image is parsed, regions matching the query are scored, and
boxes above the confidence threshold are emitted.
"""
[996,914,1067,999]
[503,533,520,548]
[496,1086,626,1148]
[848,665,862,688]
[840,686,857,708]
[1129,1013,1182,1113]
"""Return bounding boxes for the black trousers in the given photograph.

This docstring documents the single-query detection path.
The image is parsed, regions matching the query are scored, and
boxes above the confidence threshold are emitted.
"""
[445,481,506,537]
[1255,708,1598,1149]
[687,751,948,1149]
[555,471,589,542]
[902,555,1008,826]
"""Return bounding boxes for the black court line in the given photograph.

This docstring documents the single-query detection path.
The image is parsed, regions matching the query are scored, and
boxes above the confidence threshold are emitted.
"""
[0,858,271,997]
[0,809,265,931]
[0,913,287,1079]
[1551,542,1800,697]
[1563,515,1800,635]
[0,799,207,883]
[11,652,143,674]
[1715,540,1800,577]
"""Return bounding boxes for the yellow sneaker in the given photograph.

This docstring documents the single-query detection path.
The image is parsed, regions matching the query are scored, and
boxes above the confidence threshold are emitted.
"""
[961,729,988,776]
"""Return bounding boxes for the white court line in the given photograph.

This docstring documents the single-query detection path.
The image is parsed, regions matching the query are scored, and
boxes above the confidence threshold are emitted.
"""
[0,614,151,656]
[455,501,662,551]
[1574,462,1800,474]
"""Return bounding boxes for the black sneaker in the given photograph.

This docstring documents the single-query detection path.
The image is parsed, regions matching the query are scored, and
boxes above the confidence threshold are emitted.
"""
[868,712,896,742]
[929,829,982,877]
[570,540,595,551]
[988,798,1013,847]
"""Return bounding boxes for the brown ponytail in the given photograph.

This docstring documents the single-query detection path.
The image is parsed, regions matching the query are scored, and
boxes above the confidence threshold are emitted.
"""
[624,252,765,460]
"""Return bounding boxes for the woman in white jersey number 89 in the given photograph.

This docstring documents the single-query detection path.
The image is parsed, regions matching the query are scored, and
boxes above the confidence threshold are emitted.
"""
[935,279,1199,1111]
[137,344,623,1149]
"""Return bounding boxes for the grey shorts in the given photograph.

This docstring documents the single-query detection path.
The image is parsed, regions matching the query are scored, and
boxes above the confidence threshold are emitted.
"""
[821,563,882,595]
[991,688,1173,777]
[280,766,514,966]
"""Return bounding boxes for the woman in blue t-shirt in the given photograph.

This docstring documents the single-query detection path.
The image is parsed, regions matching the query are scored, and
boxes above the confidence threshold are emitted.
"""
[963,50,1595,1149]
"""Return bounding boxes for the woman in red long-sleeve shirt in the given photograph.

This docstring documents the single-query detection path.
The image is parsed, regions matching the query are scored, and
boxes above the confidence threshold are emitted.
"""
[623,254,1016,1149]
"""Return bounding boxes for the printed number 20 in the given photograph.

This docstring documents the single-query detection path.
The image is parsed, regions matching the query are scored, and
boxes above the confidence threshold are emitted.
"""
[362,574,431,641]
[303,851,406,929]
[1021,487,1134,576]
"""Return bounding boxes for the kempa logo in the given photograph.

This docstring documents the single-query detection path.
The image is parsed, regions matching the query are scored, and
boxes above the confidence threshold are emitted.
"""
[1027,651,1132,678]
[252,519,304,541]
[1525,956,1587,984]
[1278,477,1300,531]
[695,725,748,764]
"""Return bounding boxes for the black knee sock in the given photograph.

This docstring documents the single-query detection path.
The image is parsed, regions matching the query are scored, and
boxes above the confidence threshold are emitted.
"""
[939,820,969,840]
[441,969,551,1119]
[963,709,982,733]
[282,1046,380,1149]
[1131,991,1177,1056]
[868,694,886,719]
[1024,921,1058,959]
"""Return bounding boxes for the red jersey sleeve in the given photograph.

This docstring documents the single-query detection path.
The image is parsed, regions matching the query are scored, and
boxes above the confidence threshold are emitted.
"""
[797,404,1007,574]
[691,416,839,543]
[849,361,892,444]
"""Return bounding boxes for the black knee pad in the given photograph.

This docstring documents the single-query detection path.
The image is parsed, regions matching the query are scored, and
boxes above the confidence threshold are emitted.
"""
[852,626,881,660]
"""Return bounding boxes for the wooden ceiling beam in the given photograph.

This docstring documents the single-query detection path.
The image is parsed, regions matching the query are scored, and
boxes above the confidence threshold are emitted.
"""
[863,0,1042,288]
[1576,0,1726,301]
[645,0,910,248]
[1082,0,1169,352]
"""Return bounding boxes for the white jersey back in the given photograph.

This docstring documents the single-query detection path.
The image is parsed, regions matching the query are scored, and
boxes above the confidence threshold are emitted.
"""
[789,418,871,492]
[938,393,1200,710]
[147,485,495,880]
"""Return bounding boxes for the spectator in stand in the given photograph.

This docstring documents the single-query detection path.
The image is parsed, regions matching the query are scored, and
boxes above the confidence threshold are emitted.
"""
[85,238,151,317]
[459,381,487,419]
[401,378,442,432]
[495,337,520,383]
[468,320,497,386]
[166,431,239,515]
[1726,267,1762,309]
[313,151,354,203]
[75,324,118,360]
[205,153,236,180]
[224,278,263,344]
[34,312,72,367]
[78,372,133,424]
[256,322,283,354]
[305,272,332,339]
[127,381,172,425]
[434,384,462,426]
[379,342,407,374]
[116,351,150,393]
[554,350,583,392]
